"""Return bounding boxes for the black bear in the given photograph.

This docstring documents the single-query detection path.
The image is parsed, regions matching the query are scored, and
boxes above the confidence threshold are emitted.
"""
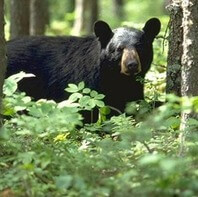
[6,18,161,112]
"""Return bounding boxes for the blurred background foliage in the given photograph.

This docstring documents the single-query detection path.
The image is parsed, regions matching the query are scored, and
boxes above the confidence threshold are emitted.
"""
[49,0,169,34]
[5,0,169,36]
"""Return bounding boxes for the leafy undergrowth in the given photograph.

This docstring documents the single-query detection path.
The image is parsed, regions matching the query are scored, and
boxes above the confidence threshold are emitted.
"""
[1,73,198,197]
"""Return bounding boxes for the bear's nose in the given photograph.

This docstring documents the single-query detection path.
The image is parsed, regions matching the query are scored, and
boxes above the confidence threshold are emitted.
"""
[127,61,138,72]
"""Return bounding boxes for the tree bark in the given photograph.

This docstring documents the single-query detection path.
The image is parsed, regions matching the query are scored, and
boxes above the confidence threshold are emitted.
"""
[180,0,198,154]
[30,0,48,35]
[166,0,183,96]
[10,0,30,39]
[0,0,7,127]
[181,0,198,110]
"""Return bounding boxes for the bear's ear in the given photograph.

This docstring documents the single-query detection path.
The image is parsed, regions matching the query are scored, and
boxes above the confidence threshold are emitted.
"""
[94,21,113,48]
[142,18,161,41]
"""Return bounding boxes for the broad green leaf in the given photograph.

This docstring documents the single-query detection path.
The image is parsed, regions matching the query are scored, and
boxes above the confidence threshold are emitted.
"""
[3,79,18,96]
[55,175,73,189]
[90,90,98,97]
[65,83,79,93]
[8,71,35,83]
[95,94,105,100]
[78,81,85,90]
[82,88,91,94]
[68,93,83,102]
[95,100,105,108]
[100,106,111,115]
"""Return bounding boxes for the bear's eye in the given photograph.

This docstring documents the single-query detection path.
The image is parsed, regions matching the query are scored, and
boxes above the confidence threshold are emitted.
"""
[135,42,143,49]
[117,46,124,52]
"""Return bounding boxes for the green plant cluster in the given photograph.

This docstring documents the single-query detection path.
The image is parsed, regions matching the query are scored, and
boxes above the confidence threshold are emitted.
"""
[1,73,198,197]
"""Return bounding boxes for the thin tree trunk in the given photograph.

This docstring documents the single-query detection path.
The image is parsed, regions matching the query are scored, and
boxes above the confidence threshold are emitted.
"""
[166,0,183,96]
[10,0,30,39]
[113,0,124,20]
[88,0,98,34]
[180,0,198,155]
[0,0,7,127]
[30,0,48,35]
[72,0,86,36]
[72,0,98,35]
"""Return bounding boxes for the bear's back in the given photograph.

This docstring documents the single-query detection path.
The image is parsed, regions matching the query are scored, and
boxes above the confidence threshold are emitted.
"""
[7,35,101,101]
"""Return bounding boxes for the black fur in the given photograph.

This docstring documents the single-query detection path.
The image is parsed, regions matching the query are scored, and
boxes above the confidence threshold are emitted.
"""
[6,18,161,112]
[7,36,100,101]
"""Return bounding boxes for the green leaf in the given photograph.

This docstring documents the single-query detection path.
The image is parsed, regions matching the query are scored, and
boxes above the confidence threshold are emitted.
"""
[28,106,43,117]
[4,72,35,96]
[82,88,91,94]
[55,175,73,189]
[8,71,35,83]
[65,83,79,93]
[79,96,91,107]
[90,90,98,97]
[78,81,85,90]
[14,106,27,112]
[139,154,163,166]
[40,157,51,169]
[2,106,15,116]
[159,159,178,172]
[3,79,18,96]
[89,99,96,108]
[95,94,105,100]
[95,100,105,108]
[100,106,111,115]
[68,93,83,102]
[18,151,35,164]
[22,96,32,103]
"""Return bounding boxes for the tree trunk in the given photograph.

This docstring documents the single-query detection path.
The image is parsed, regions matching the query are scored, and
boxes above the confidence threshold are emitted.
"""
[113,0,124,20]
[72,0,87,35]
[10,0,30,39]
[30,0,48,35]
[166,0,183,96]
[181,0,198,119]
[180,0,198,154]
[88,0,98,34]
[0,0,7,127]
[72,0,98,35]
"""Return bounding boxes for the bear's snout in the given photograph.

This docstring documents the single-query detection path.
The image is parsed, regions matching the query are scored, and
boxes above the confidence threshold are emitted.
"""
[120,48,141,76]
[127,60,139,72]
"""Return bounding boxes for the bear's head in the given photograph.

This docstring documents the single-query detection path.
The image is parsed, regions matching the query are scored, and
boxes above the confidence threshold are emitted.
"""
[94,18,161,77]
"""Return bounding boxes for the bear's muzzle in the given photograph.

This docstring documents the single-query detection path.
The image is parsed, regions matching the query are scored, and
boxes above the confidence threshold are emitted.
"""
[120,48,141,76]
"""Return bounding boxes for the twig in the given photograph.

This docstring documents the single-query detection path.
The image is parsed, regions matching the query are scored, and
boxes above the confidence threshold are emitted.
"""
[142,141,153,153]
